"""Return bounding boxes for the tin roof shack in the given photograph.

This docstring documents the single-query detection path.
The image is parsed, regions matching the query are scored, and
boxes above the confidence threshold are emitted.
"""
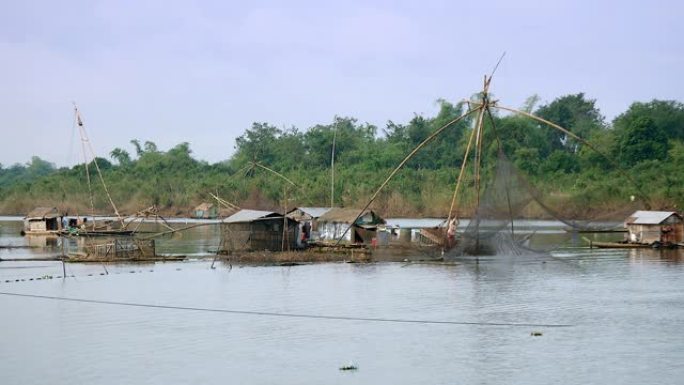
[286,207,334,242]
[384,218,448,245]
[317,208,385,244]
[286,207,333,227]
[192,203,218,219]
[624,211,684,245]
[23,207,63,234]
[220,209,300,252]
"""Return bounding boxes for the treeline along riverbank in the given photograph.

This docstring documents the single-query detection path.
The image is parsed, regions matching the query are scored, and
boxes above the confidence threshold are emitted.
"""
[2,94,684,217]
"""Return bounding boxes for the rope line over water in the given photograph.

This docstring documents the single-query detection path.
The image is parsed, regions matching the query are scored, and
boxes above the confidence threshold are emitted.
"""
[0,291,573,328]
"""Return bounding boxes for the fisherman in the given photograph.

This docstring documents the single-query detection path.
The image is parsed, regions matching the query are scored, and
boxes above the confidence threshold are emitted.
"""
[447,218,458,248]
[302,221,312,244]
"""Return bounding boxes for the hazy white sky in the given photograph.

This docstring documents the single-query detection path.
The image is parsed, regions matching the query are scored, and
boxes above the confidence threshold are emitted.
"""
[1,0,682,167]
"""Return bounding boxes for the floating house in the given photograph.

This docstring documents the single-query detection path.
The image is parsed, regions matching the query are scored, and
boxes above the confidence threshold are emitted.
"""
[316,208,385,244]
[286,207,333,242]
[23,207,63,234]
[220,209,299,252]
[192,203,218,219]
[384,218,447,244]
[624,210,683,245]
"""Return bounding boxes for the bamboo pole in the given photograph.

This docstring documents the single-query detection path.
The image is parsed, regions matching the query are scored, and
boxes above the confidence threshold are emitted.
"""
[76,106,96,229]
[491,104,651,208]
[472,100,487,252]
[335,106,481,245]
[444,109,479,247]
[74,105,125,227]
[252,162,298,188]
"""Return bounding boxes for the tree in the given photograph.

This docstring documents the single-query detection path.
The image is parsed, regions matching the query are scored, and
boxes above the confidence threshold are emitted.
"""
[89,157,113,170]
[235,122,282,165]
[613,100,684,140]
[130,140,143,157]
[144,141,158,153]
[535,93,605,153]
[26,156,55,177]
[542,150,580,174]
[521,94,541,113]
[617,117,668,166]
[110,148,131,166]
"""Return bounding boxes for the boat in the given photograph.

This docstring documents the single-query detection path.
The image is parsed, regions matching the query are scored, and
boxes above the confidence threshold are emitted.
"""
[588,241,650,249]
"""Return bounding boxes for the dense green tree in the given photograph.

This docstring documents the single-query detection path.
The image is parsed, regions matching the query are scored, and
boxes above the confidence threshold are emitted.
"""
[110,148,132,166]
[617,117,669,166]
[613,100,684,140]
[535,93,605,153]
[26,156,55,177]
[234,122,282,165]
[144,141,158,153]
[2,93,684,215]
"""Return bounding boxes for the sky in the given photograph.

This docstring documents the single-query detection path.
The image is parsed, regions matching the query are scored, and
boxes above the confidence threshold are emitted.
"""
[1,0,682,167]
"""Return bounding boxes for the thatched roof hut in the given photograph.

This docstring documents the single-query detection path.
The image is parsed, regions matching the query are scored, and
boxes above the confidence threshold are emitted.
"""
[26,207,61,220]
[24,207,62,233]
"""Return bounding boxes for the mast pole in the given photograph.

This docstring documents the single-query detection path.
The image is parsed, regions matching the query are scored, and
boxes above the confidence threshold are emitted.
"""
[444,114,478,246]
[330,120,337,208]
[74,104,125,227]
[75,105,96,229]
[473,75,492,252]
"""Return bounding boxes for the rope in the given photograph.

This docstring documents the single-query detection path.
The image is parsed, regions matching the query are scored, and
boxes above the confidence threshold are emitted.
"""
[0,291,572,328]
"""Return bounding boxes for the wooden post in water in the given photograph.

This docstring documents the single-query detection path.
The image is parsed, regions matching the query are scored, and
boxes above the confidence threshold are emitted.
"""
[61,237,66,278]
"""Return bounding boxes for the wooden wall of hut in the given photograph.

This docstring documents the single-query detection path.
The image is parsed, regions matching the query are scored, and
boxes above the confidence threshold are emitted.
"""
[221,218,299,252]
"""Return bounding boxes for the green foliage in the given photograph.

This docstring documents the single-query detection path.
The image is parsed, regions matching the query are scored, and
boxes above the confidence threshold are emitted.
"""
[617,117,669,166]
[2,95,684,215]
[535,93,605,153]
[613,100,684,140]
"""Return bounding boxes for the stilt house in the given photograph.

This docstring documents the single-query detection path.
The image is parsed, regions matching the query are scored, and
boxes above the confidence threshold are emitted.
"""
[220,209,299,252]
[23,207,63,234]
[625,210,684,245]
[316,208,385,244]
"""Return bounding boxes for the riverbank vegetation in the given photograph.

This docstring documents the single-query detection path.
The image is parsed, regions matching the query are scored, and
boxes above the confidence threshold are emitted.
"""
[1,94,683,217]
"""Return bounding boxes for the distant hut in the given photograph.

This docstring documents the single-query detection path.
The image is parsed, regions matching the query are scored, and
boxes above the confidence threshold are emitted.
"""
[220,209,299,252]
[192,203,218,219]
[24,207,63,234]
[286,207,333,242]
[317,208,385,244]
[624,210,684,245]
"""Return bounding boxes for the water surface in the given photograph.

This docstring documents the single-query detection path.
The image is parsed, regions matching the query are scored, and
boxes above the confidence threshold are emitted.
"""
[1,217,683,384]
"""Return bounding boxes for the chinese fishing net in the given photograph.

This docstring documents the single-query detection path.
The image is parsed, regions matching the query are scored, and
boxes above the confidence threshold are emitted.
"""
[447,148,644,257]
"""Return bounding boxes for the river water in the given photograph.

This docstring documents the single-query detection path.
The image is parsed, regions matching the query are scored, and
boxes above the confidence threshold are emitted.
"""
[1,217,683,384]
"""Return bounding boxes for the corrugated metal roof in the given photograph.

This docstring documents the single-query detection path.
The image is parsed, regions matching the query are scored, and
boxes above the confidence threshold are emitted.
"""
[385,218,446,228]
[296,207,333,218]
[222,209,277,223]
[626,210,680,225]
[318,208,384,224]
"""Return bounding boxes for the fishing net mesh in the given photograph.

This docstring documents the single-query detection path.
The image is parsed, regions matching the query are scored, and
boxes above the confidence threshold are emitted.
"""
[449,149,642,256]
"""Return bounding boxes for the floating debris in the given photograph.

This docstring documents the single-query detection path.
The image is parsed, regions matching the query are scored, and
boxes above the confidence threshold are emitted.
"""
[339,362,358,371]
[530,331,543,337]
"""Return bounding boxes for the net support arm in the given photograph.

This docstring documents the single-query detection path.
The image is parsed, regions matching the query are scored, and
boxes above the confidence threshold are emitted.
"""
[335,105,482,245]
